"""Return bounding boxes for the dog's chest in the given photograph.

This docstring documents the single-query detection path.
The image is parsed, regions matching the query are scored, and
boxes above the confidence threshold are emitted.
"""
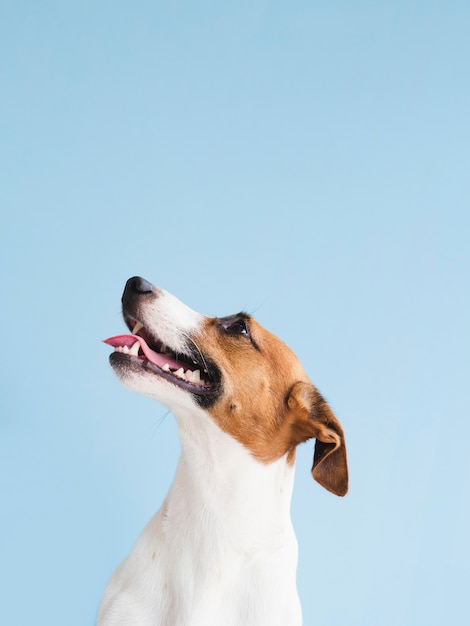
[102,450,302,626]
[121,511,302,626]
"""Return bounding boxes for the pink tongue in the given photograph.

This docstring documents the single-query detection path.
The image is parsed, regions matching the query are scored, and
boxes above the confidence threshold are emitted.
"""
[103,334,184,371]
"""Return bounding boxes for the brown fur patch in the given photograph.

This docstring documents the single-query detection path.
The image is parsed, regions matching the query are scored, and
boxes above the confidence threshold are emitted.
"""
[192,316,348,495]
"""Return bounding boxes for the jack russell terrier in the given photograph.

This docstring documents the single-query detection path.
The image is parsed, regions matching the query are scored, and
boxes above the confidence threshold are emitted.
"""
[98,276,348,626]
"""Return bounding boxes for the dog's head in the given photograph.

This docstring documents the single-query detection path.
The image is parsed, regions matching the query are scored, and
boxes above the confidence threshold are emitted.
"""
[104,277,348,496]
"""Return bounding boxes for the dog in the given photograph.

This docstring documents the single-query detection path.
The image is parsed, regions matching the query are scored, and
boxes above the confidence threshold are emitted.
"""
[98,276,348,626]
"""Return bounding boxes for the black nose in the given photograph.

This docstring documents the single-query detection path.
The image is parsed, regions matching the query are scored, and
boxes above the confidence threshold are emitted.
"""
[122,276,155,305]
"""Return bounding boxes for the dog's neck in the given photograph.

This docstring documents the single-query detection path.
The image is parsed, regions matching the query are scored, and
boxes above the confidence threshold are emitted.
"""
[166,403,296,553]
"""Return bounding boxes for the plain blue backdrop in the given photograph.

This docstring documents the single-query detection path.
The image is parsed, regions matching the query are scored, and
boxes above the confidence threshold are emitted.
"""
[1,1,469,624]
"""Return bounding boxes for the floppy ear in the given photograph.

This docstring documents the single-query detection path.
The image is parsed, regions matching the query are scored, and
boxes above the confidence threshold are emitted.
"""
[287,381,348,496]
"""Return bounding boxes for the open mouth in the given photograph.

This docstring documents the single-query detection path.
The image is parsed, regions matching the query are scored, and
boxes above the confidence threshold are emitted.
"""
[103,318,220,396]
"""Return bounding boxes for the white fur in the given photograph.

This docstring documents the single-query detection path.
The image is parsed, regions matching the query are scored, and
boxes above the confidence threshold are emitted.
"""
[98,288,303,626]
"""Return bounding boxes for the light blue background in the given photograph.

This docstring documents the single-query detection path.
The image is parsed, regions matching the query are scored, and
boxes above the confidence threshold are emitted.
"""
[1,1,469,624]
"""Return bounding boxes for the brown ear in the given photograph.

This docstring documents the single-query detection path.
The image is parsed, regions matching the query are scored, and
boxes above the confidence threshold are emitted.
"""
[287,381,348,496]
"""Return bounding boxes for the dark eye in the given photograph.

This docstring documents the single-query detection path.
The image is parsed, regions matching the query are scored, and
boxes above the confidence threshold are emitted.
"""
[227,320,248,335]
[220,315,250,337]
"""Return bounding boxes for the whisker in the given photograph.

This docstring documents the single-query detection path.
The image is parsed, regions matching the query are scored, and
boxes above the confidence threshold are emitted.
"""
[248,300,267,315]
[183,333,211,376]
[147,409,171,439]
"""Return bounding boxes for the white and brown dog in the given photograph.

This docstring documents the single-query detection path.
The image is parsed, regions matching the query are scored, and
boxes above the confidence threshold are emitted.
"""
[98,276,348,626]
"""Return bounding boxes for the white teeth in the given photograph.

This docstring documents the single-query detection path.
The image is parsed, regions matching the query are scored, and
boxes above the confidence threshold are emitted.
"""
[132,322,144,335]
[187,369,202,384]
[183,369,204,385]
[114,342,140,356]
[113,341,209,387]
[129,341,140,356]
